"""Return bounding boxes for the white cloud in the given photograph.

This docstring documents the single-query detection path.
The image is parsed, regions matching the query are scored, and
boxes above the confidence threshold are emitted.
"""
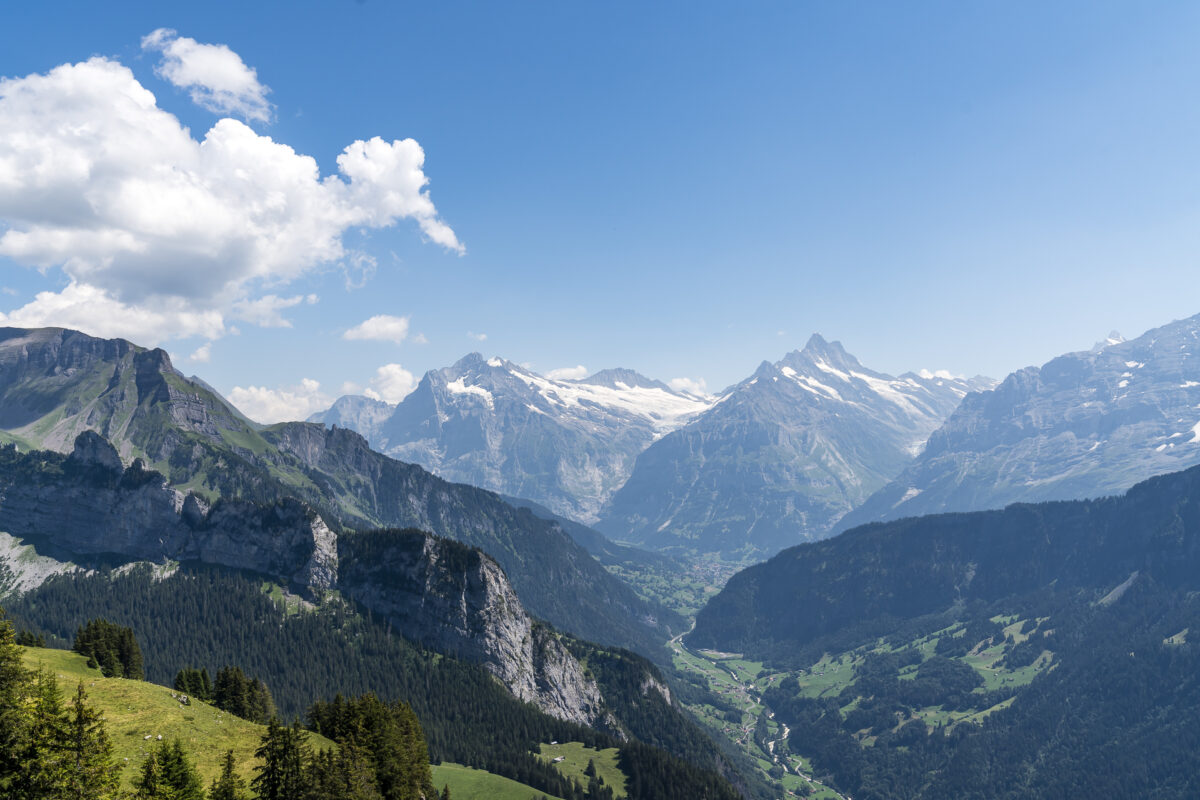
[343,314,410,344]
[342,251,377,290]
[188,342,212,363]
[0,282,224,345]
[467,331,487,342]
[669,377,710,396]
[363,363,417,403]
[411,332,429,345]
[142,28,272,123]
[0,54,462,343]
[547,365,588,381]
[227,377,331,424]
[339,381,363,395]
[232,294,306,328]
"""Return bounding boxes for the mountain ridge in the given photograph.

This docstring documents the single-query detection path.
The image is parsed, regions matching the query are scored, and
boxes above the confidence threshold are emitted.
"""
[839,312,1200,530]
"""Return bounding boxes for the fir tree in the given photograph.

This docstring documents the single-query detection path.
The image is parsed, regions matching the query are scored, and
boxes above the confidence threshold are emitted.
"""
[208,750,248,800]
[60,682,121,800]
[0,613,31,794]
[252,718,308,800]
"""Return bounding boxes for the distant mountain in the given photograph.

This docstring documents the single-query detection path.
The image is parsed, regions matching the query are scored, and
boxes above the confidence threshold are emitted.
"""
[0,327,676,660]
[307,394,395,438]
[687,462,1200,798]
[314,353,714,522]
[839,313,1200,530]
[596,335,992,561]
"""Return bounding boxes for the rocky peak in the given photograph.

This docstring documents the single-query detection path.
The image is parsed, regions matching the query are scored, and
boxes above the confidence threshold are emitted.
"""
[69,430,123,473]
[578,368,671,392]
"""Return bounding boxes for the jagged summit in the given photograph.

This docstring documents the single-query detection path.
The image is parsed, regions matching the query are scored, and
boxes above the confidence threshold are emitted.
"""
[840,311,1200,530]
[576,367,672,392]
[1091,330,1127,352]
[598,339,993,560]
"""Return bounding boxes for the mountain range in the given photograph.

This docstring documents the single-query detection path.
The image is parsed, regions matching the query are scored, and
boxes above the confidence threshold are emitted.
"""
[0,326,678,666]
[839,312,1200,530]
[314,335,991,562]
[311,353,714,523]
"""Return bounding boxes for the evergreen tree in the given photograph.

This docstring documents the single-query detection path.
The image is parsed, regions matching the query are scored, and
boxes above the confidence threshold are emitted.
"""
[252,718,308,800]
[208,750,247,800]
[0,613,31,795]
[59,682,121,800]
[20,669,69,799]
[73,619,143,680]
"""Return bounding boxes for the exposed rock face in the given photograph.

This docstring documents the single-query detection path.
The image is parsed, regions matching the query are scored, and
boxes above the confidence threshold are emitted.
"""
[598,335,993,561]
[0,327,262,463]
[0,436,336,594]
[0,433,605,724]
[840,313,1200,529]
[338,529,603,725]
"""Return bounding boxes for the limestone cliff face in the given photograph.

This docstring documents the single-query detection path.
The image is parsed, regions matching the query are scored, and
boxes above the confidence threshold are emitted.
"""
[337,529,603,726]
[0,432,605,725]
[0,432,336,593]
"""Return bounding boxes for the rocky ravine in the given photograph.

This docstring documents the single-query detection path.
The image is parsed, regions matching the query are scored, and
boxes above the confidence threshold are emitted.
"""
[0,431,602,725]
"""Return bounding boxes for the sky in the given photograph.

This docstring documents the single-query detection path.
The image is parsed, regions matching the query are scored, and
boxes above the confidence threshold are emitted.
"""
[2,1,1199,422]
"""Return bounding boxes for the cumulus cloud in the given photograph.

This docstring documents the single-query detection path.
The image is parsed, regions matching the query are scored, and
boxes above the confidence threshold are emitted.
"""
[669,377,710,397]
[343,314,410,344]
[188,342,212,363]
[0,52,462,344]
[546,365,588,381]
[142,28,272,122]
[363,363,417,403]
[467,331,487,342]
[227,377,331,424]
[0,282,224,345]
[411,332,429,345]
[232,294,308,328]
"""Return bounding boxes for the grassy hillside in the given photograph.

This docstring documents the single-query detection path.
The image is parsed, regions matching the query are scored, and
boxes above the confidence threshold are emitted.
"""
[19,645,334,791]
[433,762,567,800]
[537,741,628,798]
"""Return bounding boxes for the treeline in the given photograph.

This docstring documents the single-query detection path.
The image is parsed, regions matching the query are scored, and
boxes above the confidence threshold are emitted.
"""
[74,618,143,679]
[7,565,742,800]
[176,666,276,723]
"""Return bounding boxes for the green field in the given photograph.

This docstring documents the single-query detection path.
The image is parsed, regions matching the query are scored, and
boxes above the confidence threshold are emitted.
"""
[433,762,565,800]
[537,741,628,798]
[19,646,335,791]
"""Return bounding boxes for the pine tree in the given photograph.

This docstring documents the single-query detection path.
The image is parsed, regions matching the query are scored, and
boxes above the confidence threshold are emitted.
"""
[209,750,247,800]
[20,669,69,799]
[252,718,308,800]
[60,682,121,800]
[0,613,32,794]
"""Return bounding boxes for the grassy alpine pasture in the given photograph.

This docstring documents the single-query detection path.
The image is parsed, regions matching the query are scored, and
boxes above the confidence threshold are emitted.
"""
[537,741,628,798]
[433,762,566,800]
[19,645,335,791]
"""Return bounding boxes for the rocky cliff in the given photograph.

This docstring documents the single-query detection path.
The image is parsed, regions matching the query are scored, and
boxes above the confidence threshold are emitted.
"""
[0,431,336,592]
[338,529,603,725]
[0,431,606,724]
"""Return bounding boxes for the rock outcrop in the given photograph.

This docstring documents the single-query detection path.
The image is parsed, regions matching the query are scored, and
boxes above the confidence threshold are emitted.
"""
[0,434,337,594]
[338,529,603,725]
[0,432,605,724]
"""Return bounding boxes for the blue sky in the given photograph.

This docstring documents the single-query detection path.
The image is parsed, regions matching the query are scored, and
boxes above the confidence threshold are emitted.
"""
[2,2,1199,420]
